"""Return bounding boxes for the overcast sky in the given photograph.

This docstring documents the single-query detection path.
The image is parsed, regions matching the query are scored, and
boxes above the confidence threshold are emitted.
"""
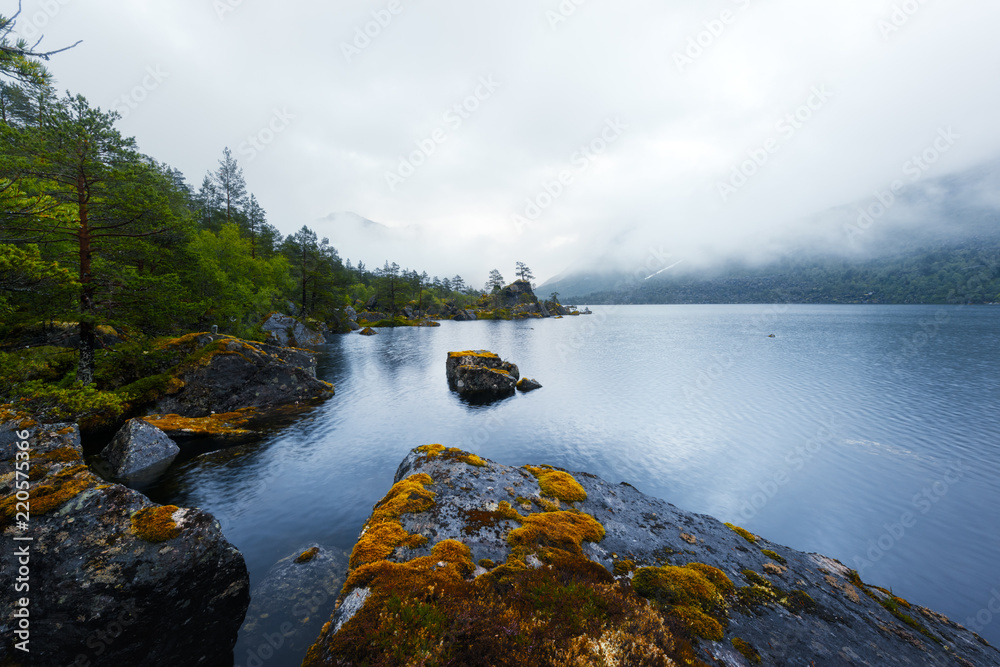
[17,0,1000,285]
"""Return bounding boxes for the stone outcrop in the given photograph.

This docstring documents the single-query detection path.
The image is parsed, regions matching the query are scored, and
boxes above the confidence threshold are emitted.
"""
[0,415,250,665]
[359,327,378,336]
[446,351,520,400]
[304,447,1000,667]
[239,545,348,666]
[261,313,327,350]
[143,333,334,422]
[100,418,179,479]
[516,377,543,392]
[496,279,536,307]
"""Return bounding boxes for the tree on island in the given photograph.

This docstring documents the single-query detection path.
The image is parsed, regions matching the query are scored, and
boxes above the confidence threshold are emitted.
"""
[515,261,534,282]
[486,269,505,293]
[550,292,560,304]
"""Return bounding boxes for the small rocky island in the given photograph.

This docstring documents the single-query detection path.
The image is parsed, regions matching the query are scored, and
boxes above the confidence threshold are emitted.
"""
[446,350,543,401]
[304,446,1000,666]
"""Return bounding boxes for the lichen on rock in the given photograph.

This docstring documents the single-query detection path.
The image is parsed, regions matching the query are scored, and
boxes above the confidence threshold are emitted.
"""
[302,446,1000,667]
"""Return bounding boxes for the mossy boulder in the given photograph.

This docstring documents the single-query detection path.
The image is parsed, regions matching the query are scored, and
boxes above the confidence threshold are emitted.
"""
[100,417,179,480]
[446,350,520,401]
[261,313,326,350]
[0,419,250,665]
[303,447,1000,667]
[143,333,334,422]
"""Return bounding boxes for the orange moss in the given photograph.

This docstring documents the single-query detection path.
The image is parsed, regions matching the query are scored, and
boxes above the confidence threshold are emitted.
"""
[724,522,757,544]
[130,505,182,543]
[507,509,605,556]
[36,446,81,464]
[525,465,588,503]
[415,445,489,468]
[448,350,499,360]
[348,473,435,570]
[142,410,255,437]
[296,547,321,563]
[1,464,93,523]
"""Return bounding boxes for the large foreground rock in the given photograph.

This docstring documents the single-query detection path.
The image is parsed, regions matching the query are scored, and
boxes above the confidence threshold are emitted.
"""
[304,446,999,666]
[446,350,520,401]
[261,313,327,350]
[101,418,180,478]
[0,414,250,665]
[146,333,334,420]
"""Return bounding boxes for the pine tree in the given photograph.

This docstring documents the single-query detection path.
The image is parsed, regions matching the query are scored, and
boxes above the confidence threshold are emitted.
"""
[0,93,181,383]
[209,147,247,226]
[515,262,534,282]
[486,269,505,292]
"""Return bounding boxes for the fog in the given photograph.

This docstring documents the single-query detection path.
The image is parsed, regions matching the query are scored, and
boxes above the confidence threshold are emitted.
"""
[21,0,1000,287]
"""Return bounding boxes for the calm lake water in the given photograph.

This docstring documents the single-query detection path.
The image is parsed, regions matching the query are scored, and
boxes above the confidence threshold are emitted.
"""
[145,305,1000,665]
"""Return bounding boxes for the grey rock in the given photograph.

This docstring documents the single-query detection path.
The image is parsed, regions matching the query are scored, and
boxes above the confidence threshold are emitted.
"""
[346,320,361,331]
[446,351,520,400]
[403,306,414,319]
[261,313,326,350]
[101,418,180,478]
[0,419,249,665]
[149,334,334,419]
[315,449,1000,667]
[516,377,543,392]
[344,306,358,321]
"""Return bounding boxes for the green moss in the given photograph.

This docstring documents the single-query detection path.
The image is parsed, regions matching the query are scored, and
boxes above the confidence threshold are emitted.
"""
[524,465,587,502]
[131,505,182,543]
[731,637,762,663]
[613,559,636,576]
[632,563,734,643]
[761,548,786,564]
[724,522,757,544]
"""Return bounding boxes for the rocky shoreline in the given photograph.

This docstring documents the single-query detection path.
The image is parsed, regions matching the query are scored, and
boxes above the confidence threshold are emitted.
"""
[304,446,1000,666]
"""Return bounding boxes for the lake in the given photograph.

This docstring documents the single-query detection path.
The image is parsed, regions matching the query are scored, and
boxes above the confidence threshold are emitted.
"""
[144,304,1000,665]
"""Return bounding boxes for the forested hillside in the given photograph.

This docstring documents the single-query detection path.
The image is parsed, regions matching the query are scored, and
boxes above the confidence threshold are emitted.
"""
[569,241,1000,305]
